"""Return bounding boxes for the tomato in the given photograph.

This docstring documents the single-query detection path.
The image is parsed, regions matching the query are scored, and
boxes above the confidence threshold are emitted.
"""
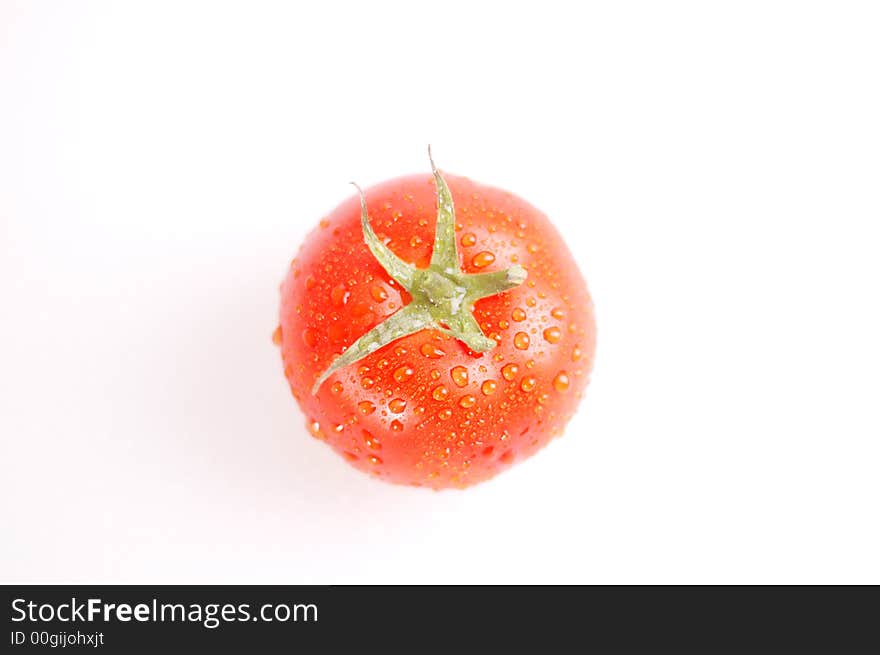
[276,155,595,489]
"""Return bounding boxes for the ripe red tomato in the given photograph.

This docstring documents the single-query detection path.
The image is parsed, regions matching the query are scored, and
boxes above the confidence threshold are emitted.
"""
[277,157,595,489]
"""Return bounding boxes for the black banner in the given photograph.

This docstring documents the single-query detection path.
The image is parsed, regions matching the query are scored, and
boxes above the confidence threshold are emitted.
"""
[1,586,876,652]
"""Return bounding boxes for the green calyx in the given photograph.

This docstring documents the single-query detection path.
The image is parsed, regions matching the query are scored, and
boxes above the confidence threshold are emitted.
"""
[312,149,527,394]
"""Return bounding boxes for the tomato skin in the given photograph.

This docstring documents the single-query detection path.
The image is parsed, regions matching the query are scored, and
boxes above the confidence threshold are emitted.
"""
[278,173,595,489]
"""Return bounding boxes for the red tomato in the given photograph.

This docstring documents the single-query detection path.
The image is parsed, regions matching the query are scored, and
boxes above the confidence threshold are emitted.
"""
[277,160,595,489]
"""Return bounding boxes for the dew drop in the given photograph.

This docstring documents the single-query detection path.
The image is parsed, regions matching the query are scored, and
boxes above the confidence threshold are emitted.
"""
[302,329,318,348]
[363,430,381,450]
[420,343,446,359]
[551,307,565,319]
[361,377,375,390]
[459,395,476,408]
[330,284,350,307]
[390,420,404,432]
[451,366,469,388]
[512,308,527,322]
[272,325,283,346]
[389,398,407,413]
[432,385,450,401]
[461,233,477,247]
[481,380,498,396]
[514,332,530,350]
[543,327,563,344]
[572,346,583,362]
[502,364,519,381]
[394,365,414,383]
[438,408,453,420]
[358,400,376,415]
[553,372,571,393]
[330,381,344,395]
[472,251,496,268]
[370,285,388,302]
[307,420,325,440]
[368,455,383,466]
[521,376,537,392]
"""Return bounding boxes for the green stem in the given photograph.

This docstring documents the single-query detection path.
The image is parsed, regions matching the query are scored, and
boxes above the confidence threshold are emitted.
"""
[312,151,527,394]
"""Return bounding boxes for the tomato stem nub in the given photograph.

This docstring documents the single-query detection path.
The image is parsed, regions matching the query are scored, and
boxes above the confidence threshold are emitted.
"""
[311,152,527,394]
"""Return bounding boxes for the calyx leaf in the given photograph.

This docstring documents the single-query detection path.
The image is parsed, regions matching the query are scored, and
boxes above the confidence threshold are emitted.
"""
[312,150,527,394]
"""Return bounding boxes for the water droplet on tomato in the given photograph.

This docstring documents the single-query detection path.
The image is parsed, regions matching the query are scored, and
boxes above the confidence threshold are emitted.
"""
[307,420,325,439]
[420,343,446,359]
[521,376,537,392]
[472,251,496,268]
[272,325,283,346]
[459,395,476,408]
[330,284,350,307]
[461,233,477,247]
[543,327,562,344]
[363,430,381,450]
[389,398,407,413]
[512,308,527,322]
[358,400,376,415]
[390,420,404,432]
[514,332,530,350]
[394,365,414,383]
[481,379,498,395]
[451,366,469,388]
[330,381,343,394]
[554,372,571,393]
[432,385,450,401]
[502,364,519,381]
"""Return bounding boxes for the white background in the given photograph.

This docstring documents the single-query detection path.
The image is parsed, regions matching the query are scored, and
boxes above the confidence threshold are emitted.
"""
[2,1,878,584]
